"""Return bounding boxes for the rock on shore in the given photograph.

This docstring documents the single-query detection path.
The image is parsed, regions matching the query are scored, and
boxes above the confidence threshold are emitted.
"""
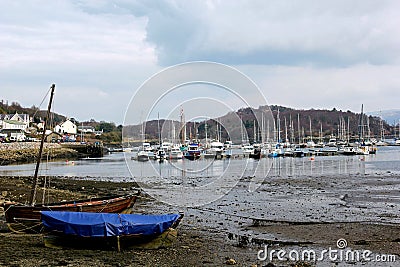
[0,142,78,165]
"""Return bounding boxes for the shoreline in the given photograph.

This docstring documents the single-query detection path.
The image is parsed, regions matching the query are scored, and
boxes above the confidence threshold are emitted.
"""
[0,142,79,166]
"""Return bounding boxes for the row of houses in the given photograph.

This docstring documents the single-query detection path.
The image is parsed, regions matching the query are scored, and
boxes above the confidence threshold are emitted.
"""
[0,112,103,141]
[53,120,103,135]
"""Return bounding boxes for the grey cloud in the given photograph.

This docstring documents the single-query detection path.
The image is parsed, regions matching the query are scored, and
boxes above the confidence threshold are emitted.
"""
[111,0,400,67]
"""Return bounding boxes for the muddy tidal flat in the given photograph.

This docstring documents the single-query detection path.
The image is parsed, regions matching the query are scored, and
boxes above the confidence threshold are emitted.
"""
[0,173,399,267]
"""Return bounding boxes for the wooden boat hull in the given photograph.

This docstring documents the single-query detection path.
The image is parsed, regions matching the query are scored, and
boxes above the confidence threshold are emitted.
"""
[4,194,138,233]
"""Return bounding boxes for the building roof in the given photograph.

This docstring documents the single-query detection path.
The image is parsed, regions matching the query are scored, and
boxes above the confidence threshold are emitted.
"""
[0,112,30,122]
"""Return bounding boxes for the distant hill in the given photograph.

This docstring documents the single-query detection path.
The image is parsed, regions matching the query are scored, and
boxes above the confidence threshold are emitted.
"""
[0,100,66,124]
[123,105,396,143]
[3,100,397,142]
[368,109,400,125]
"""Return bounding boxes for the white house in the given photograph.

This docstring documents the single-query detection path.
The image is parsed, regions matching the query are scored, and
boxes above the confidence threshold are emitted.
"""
[54,119,77,135]
[0,112,30,131]
[78,125,95,133]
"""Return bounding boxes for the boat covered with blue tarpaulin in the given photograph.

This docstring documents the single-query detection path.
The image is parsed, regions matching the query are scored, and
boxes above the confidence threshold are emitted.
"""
[42,211,181,237]
[41,211,183,250]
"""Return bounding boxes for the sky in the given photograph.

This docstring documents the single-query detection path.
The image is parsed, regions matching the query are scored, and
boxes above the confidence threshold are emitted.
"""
[1,0,400,124]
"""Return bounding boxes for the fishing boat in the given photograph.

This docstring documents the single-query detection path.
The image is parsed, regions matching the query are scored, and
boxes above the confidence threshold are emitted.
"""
[327,137,337,147]
[168,146,183,160]
[3,84,139,233]
[209,140,224,159]
[136,150,150,161]
[210,141,224,153]
[41,211,183,251]
[241,144,254,156]
[142,142,156,160]
[184,143,201,160]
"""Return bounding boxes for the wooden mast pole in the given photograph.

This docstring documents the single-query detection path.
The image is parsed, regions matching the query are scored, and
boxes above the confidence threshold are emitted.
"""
[29,84,55,206]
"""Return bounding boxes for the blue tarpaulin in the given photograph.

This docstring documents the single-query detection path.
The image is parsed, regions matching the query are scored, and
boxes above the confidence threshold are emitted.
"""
[41,211,180,237]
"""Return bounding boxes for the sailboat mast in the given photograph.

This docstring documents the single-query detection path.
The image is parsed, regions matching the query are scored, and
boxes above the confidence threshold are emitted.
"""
[253,120,256,143]
[359,104,364,142]
[240,114,244,143]
[277,109,281,144]
[347,117,350,144]
[284,117,288,142]
[320,122,323,144]
[261,112,264,144]
[30,84,55,206]
[180,106,186,144]
[205,120,208,146]
[157,112,161,146]
[297,113,301,144]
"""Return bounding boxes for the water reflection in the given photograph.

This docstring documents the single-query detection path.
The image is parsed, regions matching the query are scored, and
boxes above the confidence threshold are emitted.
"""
[0,146,399,180]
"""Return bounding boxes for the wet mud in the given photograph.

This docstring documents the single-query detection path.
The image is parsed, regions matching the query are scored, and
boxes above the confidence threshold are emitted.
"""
[0,175,399,267]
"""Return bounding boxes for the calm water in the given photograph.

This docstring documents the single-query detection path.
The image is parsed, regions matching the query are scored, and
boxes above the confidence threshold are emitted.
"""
[1,146,399,179]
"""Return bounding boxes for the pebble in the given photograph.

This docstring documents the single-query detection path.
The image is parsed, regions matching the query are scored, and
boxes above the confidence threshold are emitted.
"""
[225,258,236,265]
[0,142,60,151]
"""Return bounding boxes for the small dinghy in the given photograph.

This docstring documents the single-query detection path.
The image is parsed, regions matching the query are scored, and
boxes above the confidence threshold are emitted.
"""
[41,211,183,251]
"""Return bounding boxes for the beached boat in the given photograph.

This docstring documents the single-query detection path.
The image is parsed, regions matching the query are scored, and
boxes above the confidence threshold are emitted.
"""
[4,194,139,233]
[41,211,183,251]
[3,84,139,233]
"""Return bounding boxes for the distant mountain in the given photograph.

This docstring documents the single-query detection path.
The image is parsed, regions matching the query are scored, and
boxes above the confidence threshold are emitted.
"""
[367,109,400,125]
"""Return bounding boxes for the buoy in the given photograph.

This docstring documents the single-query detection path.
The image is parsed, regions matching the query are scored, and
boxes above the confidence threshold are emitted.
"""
[310,157,315,161]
